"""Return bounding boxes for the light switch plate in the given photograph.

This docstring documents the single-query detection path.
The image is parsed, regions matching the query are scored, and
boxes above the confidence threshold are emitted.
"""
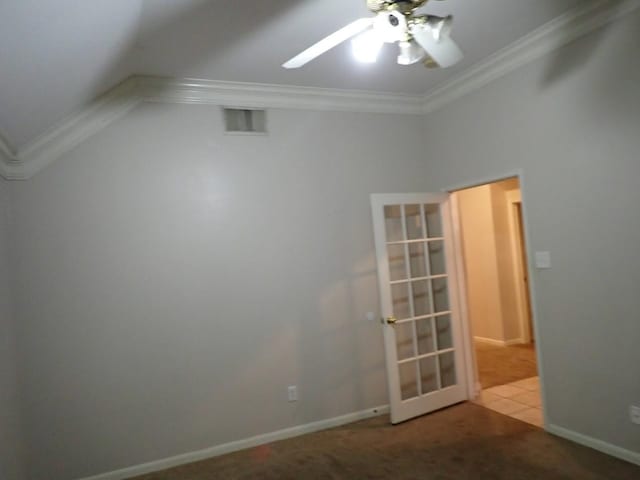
[535,251,551,269]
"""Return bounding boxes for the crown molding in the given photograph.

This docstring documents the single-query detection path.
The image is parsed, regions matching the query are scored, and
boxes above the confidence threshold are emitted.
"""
[0,76,423,180]
[0,132,20,180]
[136,75,425,115]
[0,78,140,180]
[1,0,638,180]
[3,78,141,180]
[422,0,640,114]
[0,132,17,161]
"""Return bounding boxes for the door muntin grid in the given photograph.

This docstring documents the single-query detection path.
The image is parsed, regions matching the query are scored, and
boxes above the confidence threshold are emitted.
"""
[384,203,457,401]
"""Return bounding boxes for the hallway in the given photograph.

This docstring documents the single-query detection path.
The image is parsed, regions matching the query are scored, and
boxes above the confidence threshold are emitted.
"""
[475,341,538,389]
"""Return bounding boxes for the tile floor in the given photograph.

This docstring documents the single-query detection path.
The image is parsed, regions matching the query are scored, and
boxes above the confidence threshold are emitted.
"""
[474,341,538,389]
[472,375,543,427]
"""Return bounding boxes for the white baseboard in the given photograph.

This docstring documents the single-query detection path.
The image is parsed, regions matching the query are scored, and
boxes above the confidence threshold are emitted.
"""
[547,424,640,467]
[473,381,483,399]
[474,336,526,347]
[79,404,390,480]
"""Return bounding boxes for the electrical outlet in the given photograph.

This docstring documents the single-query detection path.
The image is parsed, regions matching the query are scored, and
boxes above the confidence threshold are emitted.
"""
[288,385,298,402]
[630,405,640,425]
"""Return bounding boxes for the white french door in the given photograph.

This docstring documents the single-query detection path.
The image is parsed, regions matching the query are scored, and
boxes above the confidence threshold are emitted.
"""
[371,193,468,424]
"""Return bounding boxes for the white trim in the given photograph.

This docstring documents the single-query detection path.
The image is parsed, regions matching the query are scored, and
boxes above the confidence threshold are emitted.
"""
[78,404,389,480]
[516,170,549,428]
[473,336,524,347]
[0,163,27,181]
[0,132,17,161]
[445,170,549,429]
[0,133,21,180]
[18,80,141,179]
[506,190,532,344]
[444,169,523,193]
[2,0,638,180]
[547,424,640,467]
[423,0,640,114]
[0,78,141,180]
[137,75,425,115]
[474,381,482,397]
[0,76,422,180]
[449,192,478,400]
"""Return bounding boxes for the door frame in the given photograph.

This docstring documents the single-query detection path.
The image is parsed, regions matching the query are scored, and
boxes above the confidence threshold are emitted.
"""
[443,169,548,427]
[506,189,532,344]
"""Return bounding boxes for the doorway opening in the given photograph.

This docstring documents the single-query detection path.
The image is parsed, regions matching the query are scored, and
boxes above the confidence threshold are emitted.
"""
[451,177,542,427]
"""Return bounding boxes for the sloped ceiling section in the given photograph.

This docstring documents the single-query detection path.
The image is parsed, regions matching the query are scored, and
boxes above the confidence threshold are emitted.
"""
[1,0,638,180]
[0,0,144,148]
[0,0,581,149]
[131,0,581,93]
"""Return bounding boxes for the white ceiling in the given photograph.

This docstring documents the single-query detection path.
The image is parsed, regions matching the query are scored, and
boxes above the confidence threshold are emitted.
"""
[0,0,582,149]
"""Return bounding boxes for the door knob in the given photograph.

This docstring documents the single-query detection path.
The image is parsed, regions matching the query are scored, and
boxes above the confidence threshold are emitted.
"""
[386,315,397,325]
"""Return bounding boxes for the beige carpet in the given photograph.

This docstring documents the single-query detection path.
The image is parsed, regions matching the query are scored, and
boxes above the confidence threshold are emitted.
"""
[475,341,538,389]
[130,403,640,479]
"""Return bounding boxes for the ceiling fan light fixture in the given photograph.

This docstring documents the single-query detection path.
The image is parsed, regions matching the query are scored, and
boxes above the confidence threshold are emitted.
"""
[397,40,425,65]
[425,15,453,41]
[423,56,439,68]
[374,10,408,43]
[282,1,462,70]
[351,30,383,63]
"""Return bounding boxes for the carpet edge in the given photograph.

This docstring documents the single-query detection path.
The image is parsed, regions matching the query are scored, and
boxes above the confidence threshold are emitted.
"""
[78,404,390,480]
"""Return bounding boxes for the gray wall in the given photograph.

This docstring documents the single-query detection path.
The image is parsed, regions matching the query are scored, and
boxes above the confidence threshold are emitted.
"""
[10,104,429,479]
[7,9,640,479]
[0,178,25,480]
[422,9,640,456]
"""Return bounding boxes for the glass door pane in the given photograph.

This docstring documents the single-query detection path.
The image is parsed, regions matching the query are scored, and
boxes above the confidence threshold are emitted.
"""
[405,204,424,240]
[424,204,443,238]
[373,193,466,424]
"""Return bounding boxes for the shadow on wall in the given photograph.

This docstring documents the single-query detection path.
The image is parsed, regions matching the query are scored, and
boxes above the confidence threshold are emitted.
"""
[537,4,640,128]
[539,0,638,88]
[300,263,386,421]
[91,0,304,97]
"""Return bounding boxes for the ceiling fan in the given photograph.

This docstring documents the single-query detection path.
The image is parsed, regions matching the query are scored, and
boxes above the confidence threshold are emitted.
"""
[283,0,463,69]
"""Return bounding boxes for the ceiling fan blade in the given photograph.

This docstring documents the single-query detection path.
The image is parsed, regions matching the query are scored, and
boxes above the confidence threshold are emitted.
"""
[411,25,463,68]
[283,18,374,69]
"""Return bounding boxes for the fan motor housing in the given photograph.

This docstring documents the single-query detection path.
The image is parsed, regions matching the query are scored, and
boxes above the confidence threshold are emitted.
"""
[368,0,429,14]
[374,10,409,43]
